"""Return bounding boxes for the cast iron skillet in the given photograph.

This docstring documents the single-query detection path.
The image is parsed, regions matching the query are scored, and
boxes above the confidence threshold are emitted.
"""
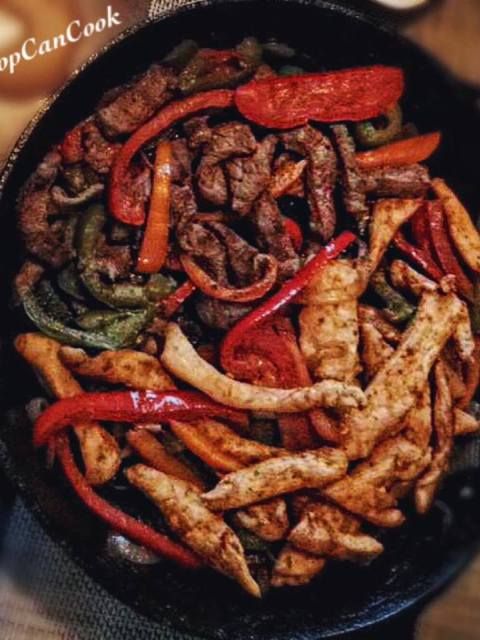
[1,1,480,637]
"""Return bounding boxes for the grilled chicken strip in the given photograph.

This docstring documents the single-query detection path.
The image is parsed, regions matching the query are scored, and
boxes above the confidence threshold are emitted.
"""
[202,448,348,511]
[271,545,326,587]
[126,465,260,597]
[234,498,290,542]
[343,290,466,460]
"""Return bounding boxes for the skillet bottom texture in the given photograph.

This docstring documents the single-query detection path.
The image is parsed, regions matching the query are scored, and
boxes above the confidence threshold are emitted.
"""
[1,0,480,638]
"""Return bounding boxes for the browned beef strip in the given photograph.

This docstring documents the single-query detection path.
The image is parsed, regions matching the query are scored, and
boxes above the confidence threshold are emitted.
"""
[82,121,120,174]
[282,125,337,241]
[94,237,132,281]
[171,183,198,228]
[196,296,253,330]
[253,64,276,80]
[170,139,192,184]
[197,122,257,206]
[362,164,430,198]
[184,116,212,150]
[227,135,277,216]
[14,261,44,299]
[178,222,229,285]
[331,125,369,228]
[18,151,73,268]
[252,192,300,281]
[96,65,176,139]
[206,222,264,286]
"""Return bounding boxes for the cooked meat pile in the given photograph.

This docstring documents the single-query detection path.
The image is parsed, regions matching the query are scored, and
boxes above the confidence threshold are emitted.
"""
[13,39,480,598]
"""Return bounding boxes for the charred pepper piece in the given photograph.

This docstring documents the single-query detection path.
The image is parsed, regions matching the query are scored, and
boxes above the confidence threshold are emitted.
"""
[370,268,416,324]
[355,104,403,149]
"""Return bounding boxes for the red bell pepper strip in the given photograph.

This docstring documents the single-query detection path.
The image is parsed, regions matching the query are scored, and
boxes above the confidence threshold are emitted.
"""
[458,336,480,409]
[427,201,474,300]
[235,66,404,129]
[356,132,441,169]
[161,280,197,317]
[410,204,440,266]
[137,141,172,273]
[393,232,444,281]
[56,433,201,569]
[220,231,357,370]
[283,217,303,252]
[34,390,247,448]
[60,125,84,164]
[180,253,278,302]
[109,90,234,225]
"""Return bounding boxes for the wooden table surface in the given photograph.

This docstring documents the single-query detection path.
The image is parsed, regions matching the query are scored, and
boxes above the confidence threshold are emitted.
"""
[0,1,479,638]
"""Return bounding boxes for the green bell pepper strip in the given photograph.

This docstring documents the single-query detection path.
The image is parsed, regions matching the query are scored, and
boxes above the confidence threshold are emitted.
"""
[57,263,86,301]
[23,288,150,350]
[77,205,174,308]
[355,104,403,149]
[370,269,415,324]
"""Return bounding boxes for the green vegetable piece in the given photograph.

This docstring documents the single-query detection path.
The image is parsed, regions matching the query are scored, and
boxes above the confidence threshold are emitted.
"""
[57,263,86,301]
[22,289,149,350]
[162,39,199,70]
[77,205,174,308]
[279,65,305,76]
[370,269,415,324]
[36,280,73,324]
[355,104,403,149]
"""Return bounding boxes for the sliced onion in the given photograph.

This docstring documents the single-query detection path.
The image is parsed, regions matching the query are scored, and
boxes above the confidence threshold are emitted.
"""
[106,532,160,565]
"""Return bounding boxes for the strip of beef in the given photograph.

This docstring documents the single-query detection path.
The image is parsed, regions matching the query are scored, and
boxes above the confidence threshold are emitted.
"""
[197,122,257,206]
[206,221,264,286]
[170,139,192,184]
[96,65,176,139]
[18,151,74,268]
[196,296,253,330]
[171,183,198,229]
[82,121,120,175]
[362,164,430,198]
[227,135,277,216]
[252,192,300,280]
[331,125,369,230]
[184,116,212,150]
[14,261,44,299]
[282,126,337,241]
[178,222,229,285]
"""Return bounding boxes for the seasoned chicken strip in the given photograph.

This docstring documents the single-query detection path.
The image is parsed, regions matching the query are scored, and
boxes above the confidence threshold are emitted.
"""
[60,347,175,391]
[15,333,120,485]
[324,436,431,527]
[202,449,348,511]
[390,259,437,296]
[271,545,326,588]
[360,323,394,382]
[358,305,402,345]
[415,361,454,514]
[343,290,464,460]
[288,502,383,561]
[454,408,479,437]
[234,498,289,542]
[162,323,366,412]
[126,465,260,597]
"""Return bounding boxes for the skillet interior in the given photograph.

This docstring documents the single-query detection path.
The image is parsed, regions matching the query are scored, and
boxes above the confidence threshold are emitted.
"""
[1,1,480,637]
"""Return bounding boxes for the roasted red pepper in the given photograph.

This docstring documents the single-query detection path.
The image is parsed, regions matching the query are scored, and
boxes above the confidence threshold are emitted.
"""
[60,125,84,164]
[34,390,247,448]
[411,204,439,267]
[56,434,201,568]
[356,132,441,169]
[235,66,404,129]
[161,280,197,317]
[109,90,234,225]
[427,201,474,300]
[393,232,444,281]
[283,217,303,252]
[180,253,278,303]
[220,231,357,369]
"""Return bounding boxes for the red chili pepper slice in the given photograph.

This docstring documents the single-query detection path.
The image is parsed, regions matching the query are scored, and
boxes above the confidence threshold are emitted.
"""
[109,90,234,226]
[56,434,201,569]
[180,253,278,303]
[356,132,441,169]
[393,232,444,281]
[34,390,247,448]
[220,231,356,371]
[427,201,474,300]
[235,66,404,129]
[283,217,303,252]
[161,280,197,318]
